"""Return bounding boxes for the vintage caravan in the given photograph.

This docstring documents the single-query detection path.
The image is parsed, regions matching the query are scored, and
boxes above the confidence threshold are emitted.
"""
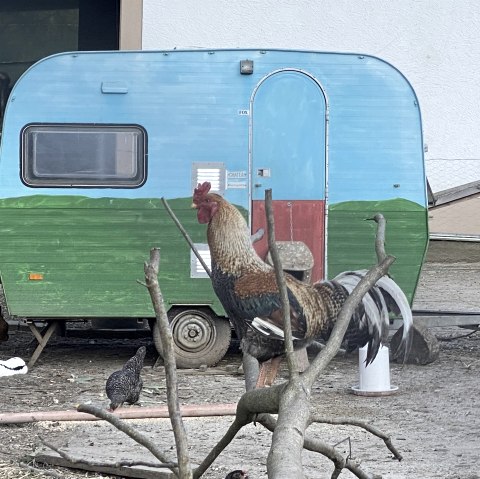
[0,49,429,366]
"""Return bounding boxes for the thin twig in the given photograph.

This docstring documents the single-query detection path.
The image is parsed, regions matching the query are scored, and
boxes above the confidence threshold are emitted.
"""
[310,415,403,461]
[192,383,283,477]
[264,188,298,380]
[74,405,178,474]
[370,213,387,263]
[251,227,265,243]
[162,197,211,277]
[191,386,294,476]
[39,436,175,469]
[193,418,247,479]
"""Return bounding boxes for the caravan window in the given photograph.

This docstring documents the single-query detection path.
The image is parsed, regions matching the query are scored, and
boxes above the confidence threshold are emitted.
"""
[21,124,147,188]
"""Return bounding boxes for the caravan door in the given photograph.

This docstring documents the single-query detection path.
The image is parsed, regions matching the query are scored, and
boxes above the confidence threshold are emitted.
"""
[250,70,327,281]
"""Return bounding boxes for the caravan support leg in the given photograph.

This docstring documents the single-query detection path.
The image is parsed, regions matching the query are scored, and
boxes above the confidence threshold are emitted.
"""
[26,321,60,368]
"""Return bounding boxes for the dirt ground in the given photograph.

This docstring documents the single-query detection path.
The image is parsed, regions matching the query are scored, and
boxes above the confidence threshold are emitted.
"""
[1,323,479,479]
[0,241,480,479]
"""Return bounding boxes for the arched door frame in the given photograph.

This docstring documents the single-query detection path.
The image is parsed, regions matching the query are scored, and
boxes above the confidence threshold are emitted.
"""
[247,68,331,276]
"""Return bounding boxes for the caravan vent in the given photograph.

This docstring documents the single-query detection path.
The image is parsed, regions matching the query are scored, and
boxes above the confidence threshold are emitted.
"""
[190,244,211,278]
[192,162,226,194]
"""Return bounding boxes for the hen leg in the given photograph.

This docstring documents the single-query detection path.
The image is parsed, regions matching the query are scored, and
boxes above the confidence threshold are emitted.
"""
[256,356,283,388]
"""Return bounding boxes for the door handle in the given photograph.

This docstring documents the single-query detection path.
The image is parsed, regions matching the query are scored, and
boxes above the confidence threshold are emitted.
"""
[257,168,271,177]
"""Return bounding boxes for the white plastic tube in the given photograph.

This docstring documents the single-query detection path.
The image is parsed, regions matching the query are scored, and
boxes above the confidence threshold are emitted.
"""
[358,345,391,392]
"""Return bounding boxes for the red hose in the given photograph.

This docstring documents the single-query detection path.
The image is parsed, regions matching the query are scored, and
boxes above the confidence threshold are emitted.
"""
[0,403,237,424]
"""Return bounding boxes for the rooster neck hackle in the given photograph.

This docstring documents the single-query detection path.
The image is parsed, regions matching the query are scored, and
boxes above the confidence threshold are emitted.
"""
[207,198,270,276]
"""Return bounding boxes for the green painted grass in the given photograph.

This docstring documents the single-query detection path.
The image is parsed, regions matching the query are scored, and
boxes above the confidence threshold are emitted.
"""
[0,195,428,318]
[327,198,429,303]
[0,196,223,318]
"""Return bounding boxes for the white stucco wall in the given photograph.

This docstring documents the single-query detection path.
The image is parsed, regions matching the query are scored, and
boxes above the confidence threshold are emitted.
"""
[142,0,480,190]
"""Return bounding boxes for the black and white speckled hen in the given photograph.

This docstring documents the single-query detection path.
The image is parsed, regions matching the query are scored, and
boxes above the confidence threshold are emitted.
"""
[192,182,412,387]
[106,346,146,411]
[225,470,249,479]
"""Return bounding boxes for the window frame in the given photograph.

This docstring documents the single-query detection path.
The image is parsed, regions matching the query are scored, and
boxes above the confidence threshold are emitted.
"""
[20,122,148,188]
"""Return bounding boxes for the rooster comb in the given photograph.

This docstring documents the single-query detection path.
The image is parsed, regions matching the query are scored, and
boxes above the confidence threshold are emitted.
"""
[193,181,211,203]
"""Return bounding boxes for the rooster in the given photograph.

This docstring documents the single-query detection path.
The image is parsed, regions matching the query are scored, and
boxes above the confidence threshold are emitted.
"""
[192,182,412,387]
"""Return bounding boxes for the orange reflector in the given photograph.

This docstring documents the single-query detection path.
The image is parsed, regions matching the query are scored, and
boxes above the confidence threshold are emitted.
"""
[29,273,44,281]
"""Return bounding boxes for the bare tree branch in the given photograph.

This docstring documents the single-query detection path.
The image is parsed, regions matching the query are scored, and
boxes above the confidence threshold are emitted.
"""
[162,195,261,392]
[37,200,403,479]
[147,196,402,478]
[310,415,403,461]
[303,213,394,386]
[263,190,312,477]
[190,383,285,477]
[260,189,397,477]
[371,213,388,263]
[193,417,247,479]
[144,247,193,478]
[162,197,211,277]
[303,255,395,386]
[257,414,377,479]
[264,188,298,380]
[251,227,265,243]
[73,405,178,474]
[242,352,260,392]
[39,434,176,469]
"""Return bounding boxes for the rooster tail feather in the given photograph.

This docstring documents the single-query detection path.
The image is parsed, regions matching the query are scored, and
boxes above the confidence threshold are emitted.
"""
[371,273,413,362]
[332,270,413,365]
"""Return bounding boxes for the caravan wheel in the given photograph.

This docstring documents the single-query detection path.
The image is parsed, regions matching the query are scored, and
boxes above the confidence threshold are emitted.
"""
[152,308,231,368]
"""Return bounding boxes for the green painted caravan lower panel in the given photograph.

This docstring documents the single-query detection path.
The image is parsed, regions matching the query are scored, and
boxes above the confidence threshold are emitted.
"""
[0,195,427,317]
[327,199,429,303]
[0,196,225,318]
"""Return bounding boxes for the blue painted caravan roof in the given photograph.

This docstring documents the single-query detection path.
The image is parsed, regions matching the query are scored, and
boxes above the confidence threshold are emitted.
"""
[0,49,426,208]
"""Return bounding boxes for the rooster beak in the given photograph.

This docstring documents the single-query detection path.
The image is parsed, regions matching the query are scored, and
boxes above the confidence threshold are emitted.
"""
[191,203,198,209]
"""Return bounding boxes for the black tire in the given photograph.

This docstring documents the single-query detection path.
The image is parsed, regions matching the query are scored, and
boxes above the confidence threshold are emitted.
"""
[152,308,231,368]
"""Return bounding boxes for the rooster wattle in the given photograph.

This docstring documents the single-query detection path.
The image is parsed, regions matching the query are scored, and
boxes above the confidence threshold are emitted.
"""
[192,182,412,387]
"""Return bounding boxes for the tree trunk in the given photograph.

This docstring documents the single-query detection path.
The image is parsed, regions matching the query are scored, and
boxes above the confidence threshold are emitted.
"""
[267,378,311,478]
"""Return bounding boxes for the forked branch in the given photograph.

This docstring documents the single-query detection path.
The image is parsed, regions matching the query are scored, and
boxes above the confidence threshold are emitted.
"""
[59,197,402,479]
[144,247,193,478]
